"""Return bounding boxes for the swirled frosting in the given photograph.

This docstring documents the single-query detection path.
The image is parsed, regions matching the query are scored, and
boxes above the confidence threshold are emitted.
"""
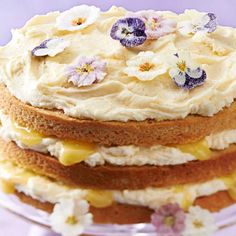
[1,7,236,121]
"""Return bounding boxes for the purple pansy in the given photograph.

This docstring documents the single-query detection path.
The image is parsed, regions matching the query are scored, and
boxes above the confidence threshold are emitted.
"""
[66,56,107,87]
[32,38,69,57]
[110,17,147,47]
[169,53,207,90]
[151,203,186,236]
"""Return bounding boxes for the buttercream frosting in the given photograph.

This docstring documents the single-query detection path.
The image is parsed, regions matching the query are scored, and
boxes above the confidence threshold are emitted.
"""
[1,8,236,121]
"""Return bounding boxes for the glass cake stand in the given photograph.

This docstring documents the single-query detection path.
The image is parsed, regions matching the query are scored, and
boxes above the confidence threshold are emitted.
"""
[1,191,236,236]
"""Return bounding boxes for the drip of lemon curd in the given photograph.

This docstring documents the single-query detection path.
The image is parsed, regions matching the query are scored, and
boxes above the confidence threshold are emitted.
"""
[12,122,44,146]
[12,121,96,166]
[0,179,15,194]
[59,140,96,166]
[86,190,113,208]
[175,140,212,160]
[174,185,193,210]
[0,159,34,195]
[222,172,236,200]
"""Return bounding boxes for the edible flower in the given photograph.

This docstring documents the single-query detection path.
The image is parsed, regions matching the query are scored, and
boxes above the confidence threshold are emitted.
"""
[183,206,217,236]
[66,56,107,87]
[128,10,177,39]
[124,51,168,81]
[56,5,100,31]
[32,38,69,57]
[110,17,147,47]
[49,198,93,236]
[169,52,206,90]
[151,203,186,236]
[179,13,217,36]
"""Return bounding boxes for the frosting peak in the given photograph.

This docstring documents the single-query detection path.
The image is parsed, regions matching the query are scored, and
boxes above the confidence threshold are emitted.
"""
[1,7,236,121]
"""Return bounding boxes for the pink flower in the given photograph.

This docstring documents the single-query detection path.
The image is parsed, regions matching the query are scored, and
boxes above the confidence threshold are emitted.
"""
[67,56,107,87]
[151,203,186,236]
[128,10,176,39]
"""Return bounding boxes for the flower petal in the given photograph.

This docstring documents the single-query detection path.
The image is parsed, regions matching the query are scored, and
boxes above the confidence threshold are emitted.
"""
[186,67,203,79]
[203,13,217,33]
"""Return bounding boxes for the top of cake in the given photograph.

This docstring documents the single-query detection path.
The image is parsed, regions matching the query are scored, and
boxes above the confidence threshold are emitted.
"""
[1,5,236,122]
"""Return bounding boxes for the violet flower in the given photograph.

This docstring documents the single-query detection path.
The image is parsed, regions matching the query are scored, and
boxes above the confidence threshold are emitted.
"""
[110,17,147,48]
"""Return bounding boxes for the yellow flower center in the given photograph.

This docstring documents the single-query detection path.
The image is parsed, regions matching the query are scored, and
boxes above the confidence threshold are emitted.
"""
[71,18,86,26]
[164,216,175,227]
[77,64,94,74]
[66,216,78,225]
[193,220,204,228]
[177,61,187,72]
[139,62,155,72]
[150,18,160,30]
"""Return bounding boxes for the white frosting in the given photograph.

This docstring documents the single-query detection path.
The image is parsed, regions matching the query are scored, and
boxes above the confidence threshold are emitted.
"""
[1,112,236,166]
[0,160,228,209]
[113,179,226,209]
[16,177,86,204]
[86,146,196,166]
[206,129,236,150]
[1,8,236,122]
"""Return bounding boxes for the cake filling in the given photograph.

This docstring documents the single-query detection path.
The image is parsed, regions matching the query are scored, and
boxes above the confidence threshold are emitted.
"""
[0,158,235,211]
[1,112,236,167]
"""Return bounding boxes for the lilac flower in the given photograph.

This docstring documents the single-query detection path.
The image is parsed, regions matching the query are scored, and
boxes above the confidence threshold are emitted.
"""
[110,17,147,47]
[179,12,217,36]
[128,10,177,39]
[169,52,207,90]
[67,56,107,87]
[151,203,186,236]
[32,38,69,57]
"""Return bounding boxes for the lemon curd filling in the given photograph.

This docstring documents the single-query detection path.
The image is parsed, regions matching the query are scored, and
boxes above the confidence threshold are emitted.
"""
[13,122,45,146]
[174,140,212,161]
[59,140,96,166]
[8,120,213,165]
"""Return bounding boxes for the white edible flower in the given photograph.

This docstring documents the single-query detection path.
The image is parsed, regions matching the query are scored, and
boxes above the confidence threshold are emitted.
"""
[50,198,93,236]
[124,51,168,81]
[56,5,100,31]
[178,12,217,36]
[32,38,70,57]
[183,206,217,236]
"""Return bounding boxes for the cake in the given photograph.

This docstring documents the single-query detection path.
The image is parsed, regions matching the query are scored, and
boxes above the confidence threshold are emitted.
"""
[1,5,236,235]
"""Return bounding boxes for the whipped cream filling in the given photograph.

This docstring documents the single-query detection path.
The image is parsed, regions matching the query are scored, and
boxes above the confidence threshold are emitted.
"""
[1,112,236,167]
[0,159,228,210]
[1,8,236,122]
